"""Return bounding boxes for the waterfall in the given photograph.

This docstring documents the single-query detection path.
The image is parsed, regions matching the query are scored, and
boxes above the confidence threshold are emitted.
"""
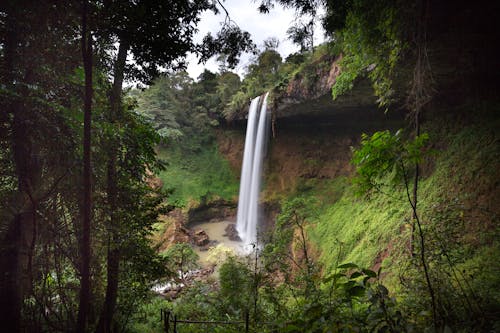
[236,93,270,248]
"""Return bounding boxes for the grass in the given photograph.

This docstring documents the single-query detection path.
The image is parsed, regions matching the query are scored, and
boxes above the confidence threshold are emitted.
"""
[282,106,500,297]
[156,142,239,208]
[308,183,409,272]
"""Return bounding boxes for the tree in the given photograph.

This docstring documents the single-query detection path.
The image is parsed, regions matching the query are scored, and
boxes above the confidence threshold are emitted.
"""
[245,49,283,92]
[77,1,93,332]
[218,256,253,318]
[162,243,199,283]
[262,197,320,300]
[216,72,242,115]
[0,0,253,331]
[0,2,82,331]
[259,0,322,52]
[87,1,255,331]
[287,22,314,52]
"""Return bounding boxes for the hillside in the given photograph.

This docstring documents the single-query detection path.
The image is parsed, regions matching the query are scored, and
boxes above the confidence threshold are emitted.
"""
[145,48,499,331]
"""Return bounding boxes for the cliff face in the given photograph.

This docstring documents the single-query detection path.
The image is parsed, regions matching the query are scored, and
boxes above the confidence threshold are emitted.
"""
[219,52,402,201]
[230,54,379,121]
[218,101,404,204]
[263,108,404,200]
[273,55,377,119]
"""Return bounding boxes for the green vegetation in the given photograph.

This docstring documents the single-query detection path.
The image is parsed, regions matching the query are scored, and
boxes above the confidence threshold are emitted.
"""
[0,1,253,331]
[156,143,238,207]
[133,70,240,207]
[161,243,199,279]
[301,108,500,330]
[132,106,499,331]
[224,41,339,119]
[2,0,498,332]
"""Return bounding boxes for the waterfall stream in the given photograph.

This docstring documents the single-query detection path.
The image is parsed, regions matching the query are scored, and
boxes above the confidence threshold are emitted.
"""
[236,93,270,248]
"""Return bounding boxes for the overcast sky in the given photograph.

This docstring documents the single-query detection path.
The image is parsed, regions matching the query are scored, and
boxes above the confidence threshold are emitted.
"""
[185,1,325,80]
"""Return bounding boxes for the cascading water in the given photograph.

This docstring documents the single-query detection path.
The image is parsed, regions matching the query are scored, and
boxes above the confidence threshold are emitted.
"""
[236,93,270,248]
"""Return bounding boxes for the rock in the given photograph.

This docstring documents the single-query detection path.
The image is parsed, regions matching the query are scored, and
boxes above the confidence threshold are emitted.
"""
[165,290,180,300]
[187,199,237,224]
[174,225,190,244]
[199,240,218,251]
[192,228,209,246]
[223,223,242,242]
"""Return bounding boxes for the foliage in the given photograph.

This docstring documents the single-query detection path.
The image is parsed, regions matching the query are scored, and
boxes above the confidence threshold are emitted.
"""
[1,0,229,329]
[351,129,429,195]
[308,110,500,331]
[161,243,199,280]
[218,256,254,317]
[287,21,314,52]
[258,0,320,52]
[134,69,241,208]
[224,40,338,119]
[255,0,407,107]
[128,297,172,333]
[134,73,188,142]
[325,0,407,107]
[198,25,256,69]
[156,142,238,208]
[135,68,243,144]
[139,113,500,331]
[205,244,237,266]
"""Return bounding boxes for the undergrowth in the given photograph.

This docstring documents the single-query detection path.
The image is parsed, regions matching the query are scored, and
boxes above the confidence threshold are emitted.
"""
[156,142,238,208]
[285,106,500,330]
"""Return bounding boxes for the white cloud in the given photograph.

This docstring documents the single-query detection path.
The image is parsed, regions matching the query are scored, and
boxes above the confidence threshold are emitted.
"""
[186,0,325,80]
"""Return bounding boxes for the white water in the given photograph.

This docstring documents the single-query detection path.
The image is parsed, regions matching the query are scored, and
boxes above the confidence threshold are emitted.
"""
[236,93,270,248]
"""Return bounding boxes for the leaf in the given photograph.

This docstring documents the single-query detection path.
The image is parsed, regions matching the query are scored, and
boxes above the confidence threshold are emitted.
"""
[350,271,363,279]
[362,269,377,278]
[338,262,359,269]
[324,272,345,283]
[281,324,302,332]
[348,285,366,297]
[378,325,390,333]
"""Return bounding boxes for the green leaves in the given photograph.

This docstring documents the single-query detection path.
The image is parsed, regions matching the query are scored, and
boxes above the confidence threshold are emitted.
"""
[327,0,405,107]
[198,25,256,69]
[161,243,199,278]
[337,262,359,269]
[330,263,378,299]
[351,129,430,195]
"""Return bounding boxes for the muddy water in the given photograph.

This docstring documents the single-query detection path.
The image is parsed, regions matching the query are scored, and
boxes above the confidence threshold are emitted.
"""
[192,220,245,266]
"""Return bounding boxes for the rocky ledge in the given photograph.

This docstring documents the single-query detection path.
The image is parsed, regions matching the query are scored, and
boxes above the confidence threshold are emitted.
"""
[230,54,379,122]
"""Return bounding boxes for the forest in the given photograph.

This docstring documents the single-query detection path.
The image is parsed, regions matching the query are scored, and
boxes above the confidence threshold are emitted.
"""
[0,0,499,332]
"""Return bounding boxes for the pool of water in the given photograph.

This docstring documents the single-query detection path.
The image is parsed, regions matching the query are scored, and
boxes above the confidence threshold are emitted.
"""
[191,220,246,265]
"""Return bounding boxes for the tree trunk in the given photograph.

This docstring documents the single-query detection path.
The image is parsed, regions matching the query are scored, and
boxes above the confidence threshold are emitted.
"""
[77,0,93,331]
[0,215,24,333]
[95,37,129,333]
[0,7,38,332]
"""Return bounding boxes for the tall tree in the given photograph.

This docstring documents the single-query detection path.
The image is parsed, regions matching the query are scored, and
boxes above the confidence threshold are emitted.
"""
[0,2,81,331]
[0,5,33,331]
[76,0,93,332]
[92,1,254,331]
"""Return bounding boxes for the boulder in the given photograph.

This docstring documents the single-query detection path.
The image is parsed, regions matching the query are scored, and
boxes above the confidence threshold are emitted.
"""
[223,223,242,241]
[192,228,209,246]
[199,240,218,251]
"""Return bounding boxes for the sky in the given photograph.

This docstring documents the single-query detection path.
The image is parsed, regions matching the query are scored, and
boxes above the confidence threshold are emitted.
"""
[185,1,325,80]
